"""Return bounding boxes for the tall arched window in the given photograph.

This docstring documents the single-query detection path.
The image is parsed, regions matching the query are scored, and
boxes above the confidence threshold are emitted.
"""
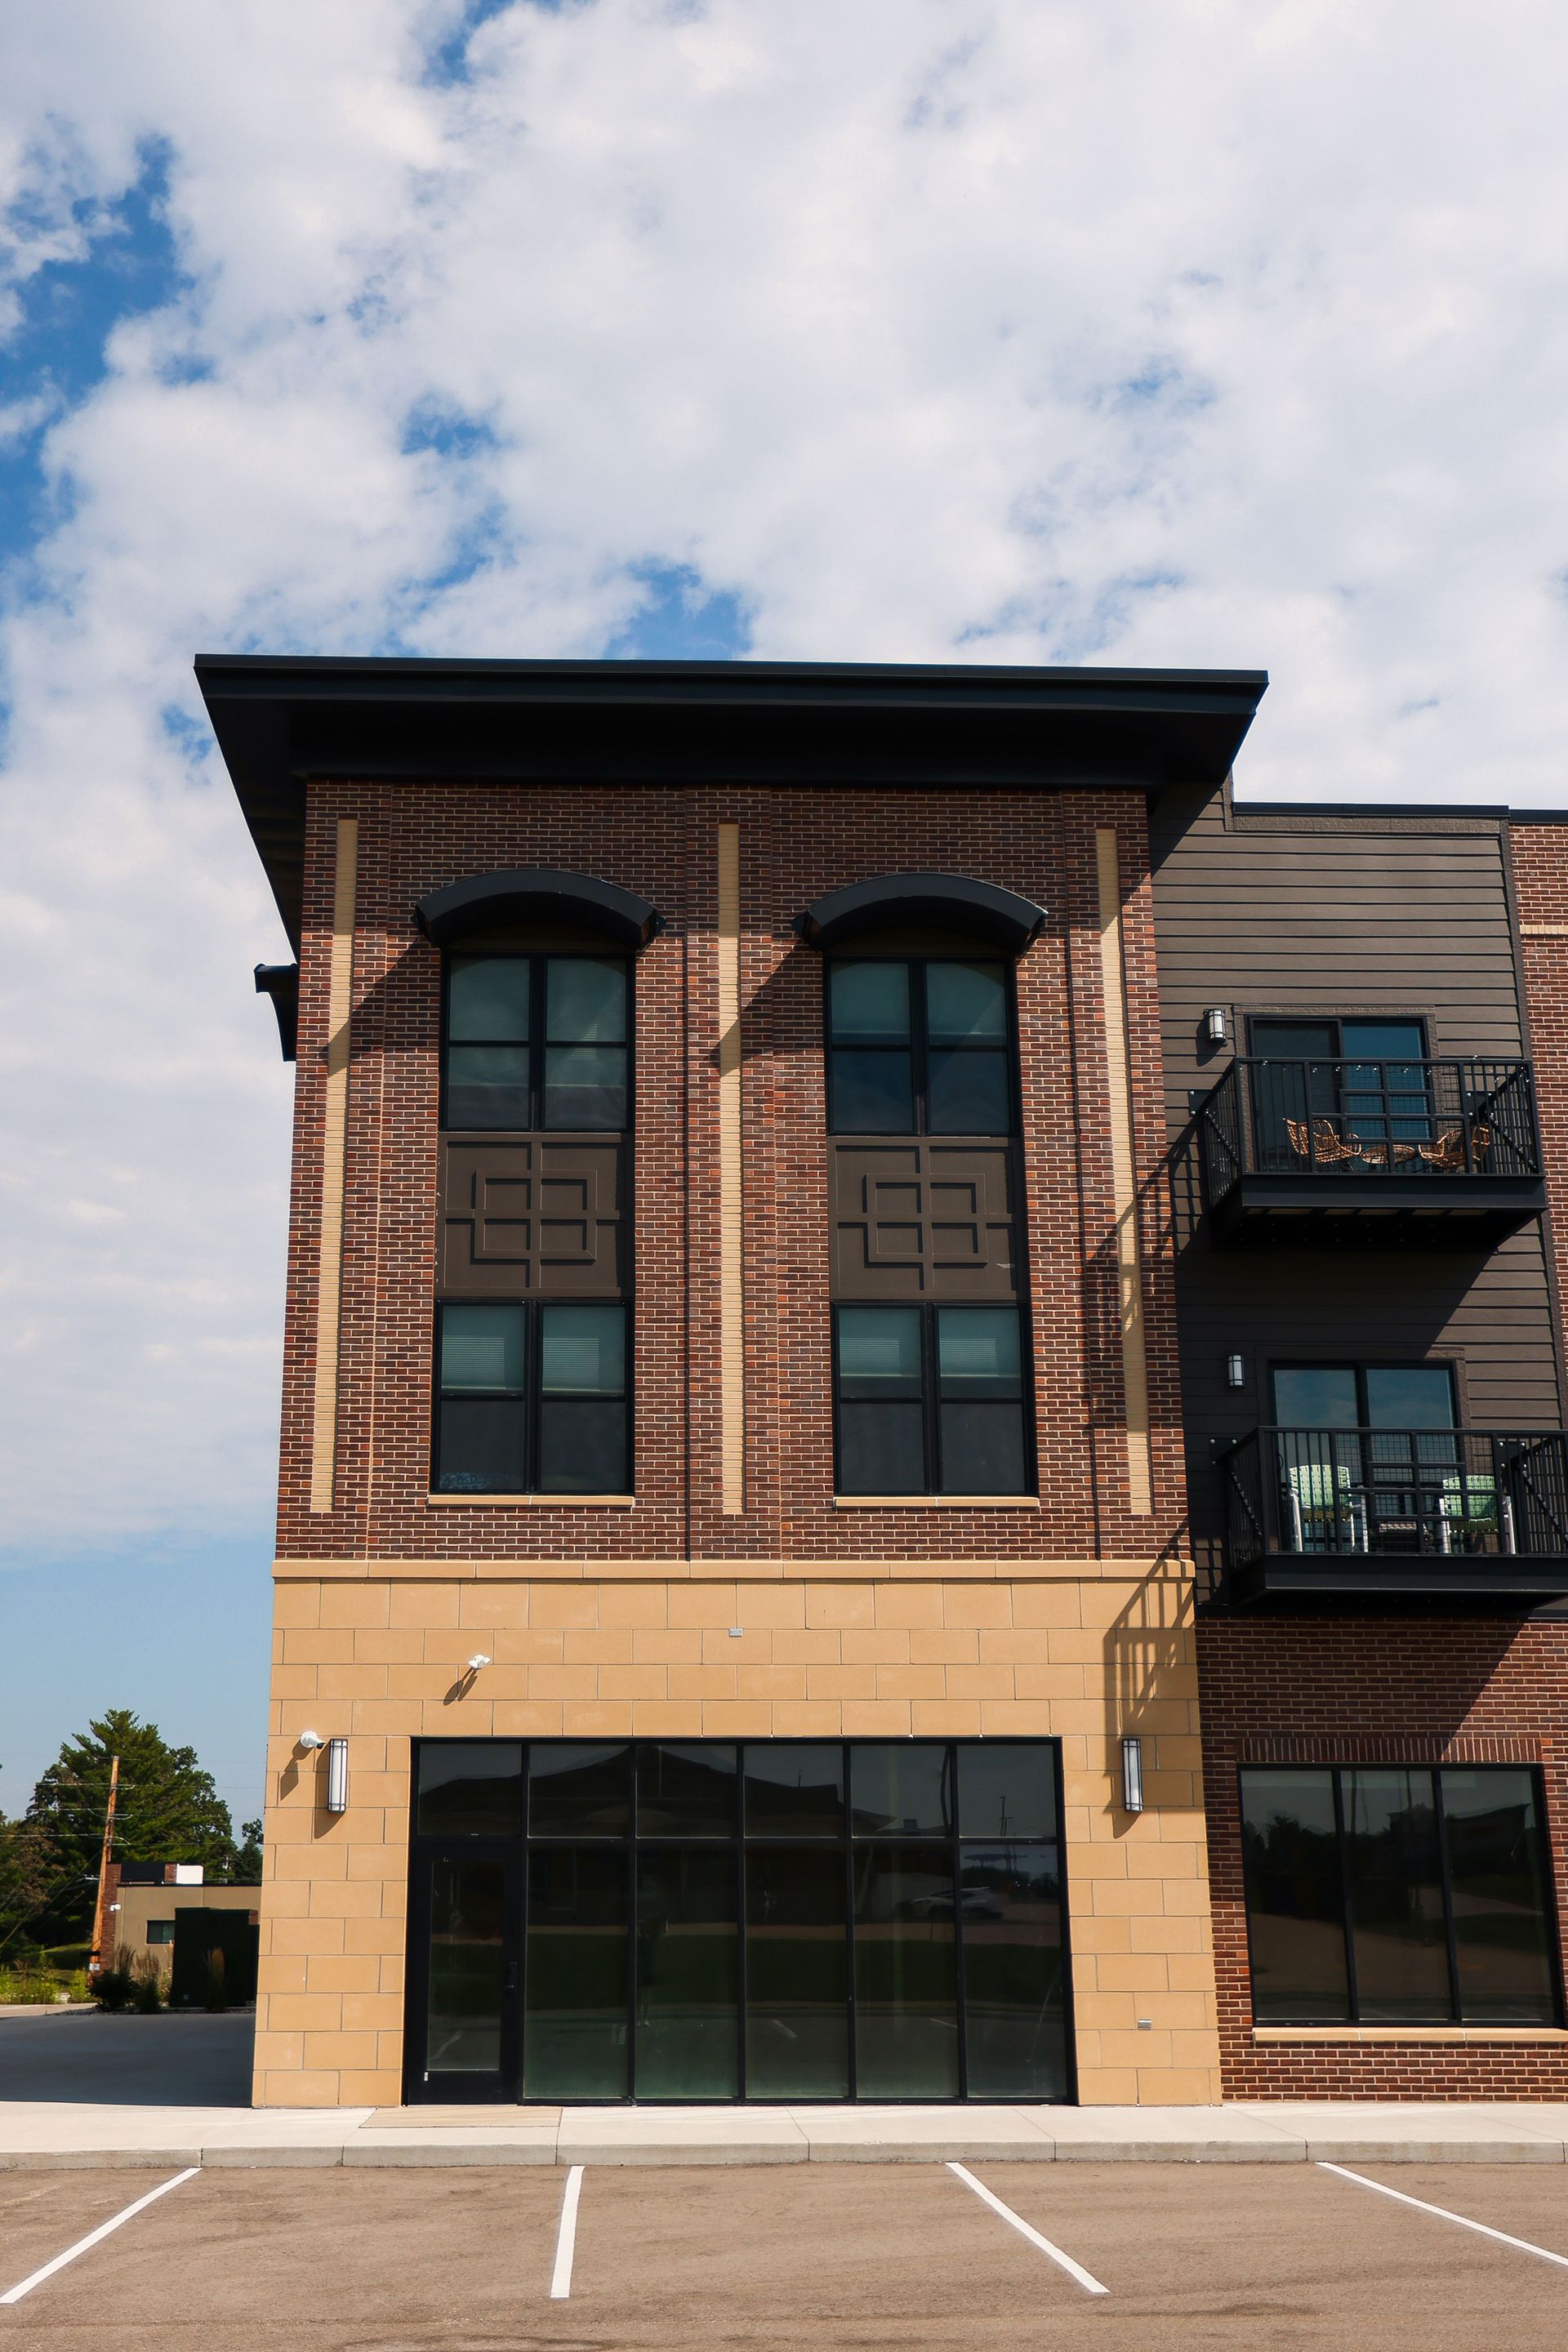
[417,869,657,1499]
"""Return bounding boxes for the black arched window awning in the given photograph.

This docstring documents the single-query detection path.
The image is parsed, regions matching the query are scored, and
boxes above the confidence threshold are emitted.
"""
[794,871,1046,953]
[414,868,661,951]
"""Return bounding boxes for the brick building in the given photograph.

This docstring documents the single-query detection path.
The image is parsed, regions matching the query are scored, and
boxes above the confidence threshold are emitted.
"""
[1162,791,1568,2100]
[202,655,1568,2109]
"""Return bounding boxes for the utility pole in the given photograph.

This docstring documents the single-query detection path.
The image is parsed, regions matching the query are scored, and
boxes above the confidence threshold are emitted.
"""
[87,1755,120,1981]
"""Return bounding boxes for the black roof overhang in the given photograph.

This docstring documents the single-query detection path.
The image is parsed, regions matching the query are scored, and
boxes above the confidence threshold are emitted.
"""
[415,868,659,951]
[194,655,1267,950]
[795,872,1046,951]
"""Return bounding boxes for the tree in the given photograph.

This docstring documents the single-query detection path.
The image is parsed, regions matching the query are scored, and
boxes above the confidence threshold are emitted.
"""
[27,1711,238,1936]
[0,1811,53,1958]
[229,1819,265,1886]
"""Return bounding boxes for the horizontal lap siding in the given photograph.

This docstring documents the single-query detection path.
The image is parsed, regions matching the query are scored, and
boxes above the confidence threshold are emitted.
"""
[1151,790,1561,1562]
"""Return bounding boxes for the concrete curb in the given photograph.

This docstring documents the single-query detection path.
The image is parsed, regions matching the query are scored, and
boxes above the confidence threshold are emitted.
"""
[5,2103,1568,2168]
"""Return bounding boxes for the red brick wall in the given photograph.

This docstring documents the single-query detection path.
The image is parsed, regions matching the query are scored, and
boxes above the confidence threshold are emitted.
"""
[1511,821,1568,1389]
[1199,1610,1568,2098]
[276,781,1182,1566]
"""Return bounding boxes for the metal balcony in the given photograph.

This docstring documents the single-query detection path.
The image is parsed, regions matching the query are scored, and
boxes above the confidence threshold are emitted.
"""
[1218,1425,1568,1602]
[1196,1057,1544,1246]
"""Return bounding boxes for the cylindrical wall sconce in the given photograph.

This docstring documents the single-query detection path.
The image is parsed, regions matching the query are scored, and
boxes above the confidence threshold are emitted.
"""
[1120,1735,1145,1815]
[1226,1352,1245,1390]
[325,1736,349,1815]
[1203,1006,1229,1047]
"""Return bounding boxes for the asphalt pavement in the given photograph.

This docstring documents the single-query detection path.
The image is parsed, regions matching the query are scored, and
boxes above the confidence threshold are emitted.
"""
[2,2159,1568,2348]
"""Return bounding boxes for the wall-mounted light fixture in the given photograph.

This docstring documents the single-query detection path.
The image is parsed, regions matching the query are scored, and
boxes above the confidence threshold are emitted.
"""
[325,1736,350,1815]
[1120,1735,1145,1815]
[1226,1352,1246,1391]
[1203,1006,1229,1047]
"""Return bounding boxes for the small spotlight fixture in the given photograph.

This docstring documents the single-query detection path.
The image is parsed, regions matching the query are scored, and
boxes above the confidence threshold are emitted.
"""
[467,1653,491,1673]
[1203,1006,1229,1047]
[1121,1735,1145,1815]
[297,1730,325,1752]
[1226,1352,1245,1391]
[325,1736,350,1815]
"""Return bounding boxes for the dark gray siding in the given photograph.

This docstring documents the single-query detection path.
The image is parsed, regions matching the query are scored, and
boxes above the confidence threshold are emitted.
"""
[1150,787,1563,1561]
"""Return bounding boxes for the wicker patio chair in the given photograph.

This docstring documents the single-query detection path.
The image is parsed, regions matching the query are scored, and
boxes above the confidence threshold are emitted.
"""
[1284,1116,1361,1167]
[1417,1126,1466,1171]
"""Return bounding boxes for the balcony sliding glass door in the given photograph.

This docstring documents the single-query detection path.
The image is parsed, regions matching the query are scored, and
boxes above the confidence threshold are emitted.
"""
[1272,1364,1459,1556]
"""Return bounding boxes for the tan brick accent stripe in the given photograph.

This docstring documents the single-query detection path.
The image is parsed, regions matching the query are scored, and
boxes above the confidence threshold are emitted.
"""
[273,1554,1193,1584]
[310,817,358,1514]
[1095,828,1152,1516]
[717,821,744,1515]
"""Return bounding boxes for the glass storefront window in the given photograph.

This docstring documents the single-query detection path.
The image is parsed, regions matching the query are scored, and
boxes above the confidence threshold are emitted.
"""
[852,1842,960,2098]
[408,1737,1071,2102]
[850,1744,955,1838]
[742,1744,845,1838]
[635,1847,740,2099]
[416,1742,523,1839]
[525,1845,628,2099]
[425,1858,507,2074]
[1240,1762,1561,2027]
[744,1846,849,2096]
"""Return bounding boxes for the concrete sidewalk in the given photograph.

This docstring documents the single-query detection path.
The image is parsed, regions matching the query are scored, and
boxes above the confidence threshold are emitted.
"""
[6,2099,1568,2168]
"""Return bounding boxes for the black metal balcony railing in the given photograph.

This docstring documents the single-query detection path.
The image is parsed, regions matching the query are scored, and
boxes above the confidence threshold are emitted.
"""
[1199,1057,1542,1205]
[1221,1426,1568,1572]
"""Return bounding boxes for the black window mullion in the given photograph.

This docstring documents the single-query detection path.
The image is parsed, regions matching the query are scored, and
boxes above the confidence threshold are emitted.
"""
[913,960,929,1133]
[844,1743,858,2099]
[530,951,544,1129]
[625,1830,637,2102]
[1432,1770,1466,2026]
[737,1799,747,2100]
[1333,1768,1361,2025]
[949,1745,968,2100]
[924,1305,941,1495]
[526,1300,540,1496]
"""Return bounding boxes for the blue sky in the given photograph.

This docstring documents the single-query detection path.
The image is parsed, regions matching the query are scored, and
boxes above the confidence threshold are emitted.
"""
[3,0,1568,1829]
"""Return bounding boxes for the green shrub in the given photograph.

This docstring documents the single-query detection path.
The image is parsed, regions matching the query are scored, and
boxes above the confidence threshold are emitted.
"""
[0,1962,65,2004]
[130,1955,163,2014]
[93,1966,134,2011]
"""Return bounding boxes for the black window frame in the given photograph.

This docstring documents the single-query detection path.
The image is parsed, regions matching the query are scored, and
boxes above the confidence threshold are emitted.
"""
[824,952,1020,1137]
[1246,1013,1436,1152]
[1268,1360,1459,1429]
[431,1298,633,1498]
[1248,1014,1432,1060]
[440,949,634,1134]
[403,1735,1075,2105]
[831,1300,1035,1499]
[1238,1761,1563,2028]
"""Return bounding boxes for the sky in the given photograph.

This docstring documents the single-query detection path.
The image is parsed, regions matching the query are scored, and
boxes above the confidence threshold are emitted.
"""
[2,0,1566,1829]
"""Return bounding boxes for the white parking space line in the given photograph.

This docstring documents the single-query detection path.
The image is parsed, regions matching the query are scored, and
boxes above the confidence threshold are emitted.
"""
[1320,2162,1568,2272]
[549,2163,584,2300]
[947,2162,1109,2296]
[0,2168,200,2306]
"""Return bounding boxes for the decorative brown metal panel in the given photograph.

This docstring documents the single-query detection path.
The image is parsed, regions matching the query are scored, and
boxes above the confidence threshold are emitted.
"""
[439,1135,626,1295]
[830,1139,1018,1298]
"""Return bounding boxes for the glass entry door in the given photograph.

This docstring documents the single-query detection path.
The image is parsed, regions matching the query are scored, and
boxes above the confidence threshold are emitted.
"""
[407,1846,521,2100]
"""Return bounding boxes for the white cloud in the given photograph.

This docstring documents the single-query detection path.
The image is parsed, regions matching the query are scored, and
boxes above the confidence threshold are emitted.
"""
[2,0,1567,1552]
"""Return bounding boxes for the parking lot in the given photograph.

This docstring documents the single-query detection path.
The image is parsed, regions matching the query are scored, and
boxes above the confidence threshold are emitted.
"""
[2,2158,1568,2349]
